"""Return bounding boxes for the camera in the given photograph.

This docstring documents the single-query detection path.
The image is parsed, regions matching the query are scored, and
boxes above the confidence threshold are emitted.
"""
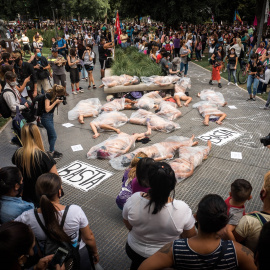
[57,96,67,105]
[260,133,270,146]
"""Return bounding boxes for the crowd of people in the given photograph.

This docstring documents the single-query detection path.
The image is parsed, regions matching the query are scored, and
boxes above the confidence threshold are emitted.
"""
[0,20,270,270]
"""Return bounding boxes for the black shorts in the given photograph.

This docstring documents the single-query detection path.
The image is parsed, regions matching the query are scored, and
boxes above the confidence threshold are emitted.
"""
[23,44,30,51]
[70,68,80,84]
[84,65,94,71]
[99,59,106,70]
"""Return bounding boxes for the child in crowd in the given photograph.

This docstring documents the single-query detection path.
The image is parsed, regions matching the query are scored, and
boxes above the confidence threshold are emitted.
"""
[225,179,252,241]
[116,152,147,210]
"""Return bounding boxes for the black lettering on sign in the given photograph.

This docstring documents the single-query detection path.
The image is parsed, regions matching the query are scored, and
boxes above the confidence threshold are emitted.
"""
[200,129,239,144]
[79,170,107,190]
[66,169,94,182]
[58,162,83,177]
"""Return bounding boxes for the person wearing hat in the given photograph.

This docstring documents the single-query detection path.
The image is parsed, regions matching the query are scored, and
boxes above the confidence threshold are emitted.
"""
[47,48,69,96]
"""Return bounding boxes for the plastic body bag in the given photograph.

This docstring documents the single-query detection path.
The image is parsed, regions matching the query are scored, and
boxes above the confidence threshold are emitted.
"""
[91,111,128,130]
[135,97,156,110]
[156,101,182,121]
[199,89,226,106]
[109,136,194,170]
[68,98,101,120]
[102,75,139,88]
[87,133,136,160]
[170,145,211,182]
[141,75,180,86]
[193,101,224,118]
[101,98,126,111]
[129,109,180,133]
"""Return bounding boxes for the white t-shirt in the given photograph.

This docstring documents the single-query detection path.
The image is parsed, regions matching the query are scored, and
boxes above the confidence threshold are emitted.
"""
[123,192,195,258]
[15,205,88,249]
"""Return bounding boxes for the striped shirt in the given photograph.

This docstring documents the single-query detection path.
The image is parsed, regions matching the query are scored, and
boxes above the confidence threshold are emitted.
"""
[173,239,238,270]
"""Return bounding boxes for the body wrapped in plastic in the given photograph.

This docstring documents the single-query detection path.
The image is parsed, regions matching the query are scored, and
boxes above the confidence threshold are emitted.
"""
[174,77,191,98]
[135,91,163,110]
[193,101,224,118]
[141,75,180,86]
[102,75,140,88]
[109,136,195,170]
[91,111,128,130]
[129,109,180,133]
[170,144,211,182]
[101,98,126,111]
[87,132,136,160]
[199,89,226,106]
[156,101,182,120]
[68,98,102,120]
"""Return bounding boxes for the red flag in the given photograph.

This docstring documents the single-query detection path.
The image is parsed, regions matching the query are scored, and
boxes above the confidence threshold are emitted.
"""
[253,16,257,26]
[115,11,121,36]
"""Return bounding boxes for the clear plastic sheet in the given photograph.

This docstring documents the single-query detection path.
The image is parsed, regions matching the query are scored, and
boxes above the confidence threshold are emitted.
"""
[109,136,194,170]
[101,98,126,111]
[199,89,226,106]
[143,91,163,104]
[170,145,211,182]
[102,75,139,88]
[129,109,180,133]
[192,101,223,118]
[135,97,156,110]
[68,98,102,120]
[174,77,191,97]
[91,111,128,130]
[156,101,182,121]
[141,75,180,86]
[87,133,135,160]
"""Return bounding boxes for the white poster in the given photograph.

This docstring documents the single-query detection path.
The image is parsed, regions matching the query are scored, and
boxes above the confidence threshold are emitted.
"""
[197,127,242,146]
[58,160,113,191]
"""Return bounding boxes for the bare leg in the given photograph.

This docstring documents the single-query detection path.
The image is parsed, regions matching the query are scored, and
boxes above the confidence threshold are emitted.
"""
[90,122,100,139]
[99,124,121,134]
[174,95,182,107]
[78,113,94,124]
[216,113,227,125]
[132,121,152,140]
[99,84,105,88]
[203,115,210,126]
[181,96,192,107]
[222,102,227,107]
[125,98,136,104]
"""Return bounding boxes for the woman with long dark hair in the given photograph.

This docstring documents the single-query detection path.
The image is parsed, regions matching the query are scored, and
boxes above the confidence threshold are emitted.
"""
[0,166,34,223]
[139,194,257,270]
[15,173,99,269]
[123,162,196,270]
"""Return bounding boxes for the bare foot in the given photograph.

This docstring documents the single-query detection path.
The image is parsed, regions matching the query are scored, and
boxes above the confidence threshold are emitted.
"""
[145,122,152,136]
[116,129,121,134]
[203,120,209,126]
[93,133,100,139]
[191,134,195,141]
[184,102,188,107]
[216,120,222,125]
[78,115,84,124]
[178,104,183,107]
[197,93,201,97]
[99,84,104,88]
[222,102,227,107]
[192,141,199,146]
[125,104,132,109]
[207,140,212,149]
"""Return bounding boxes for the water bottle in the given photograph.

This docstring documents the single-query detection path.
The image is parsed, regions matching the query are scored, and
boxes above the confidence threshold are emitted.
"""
[34,101,38,116]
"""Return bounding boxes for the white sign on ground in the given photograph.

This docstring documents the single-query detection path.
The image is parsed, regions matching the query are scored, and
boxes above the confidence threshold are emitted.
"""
[231,152,242,159]
[228,105,237,109]
[58,160,113,191]
[62,123,74,128]
[197,127,242,146]
[71,144,83,152]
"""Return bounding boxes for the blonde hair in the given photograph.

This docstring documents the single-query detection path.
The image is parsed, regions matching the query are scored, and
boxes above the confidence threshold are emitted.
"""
[16,123,45,177]
[263,171,270,197]
[47,84,66,103]
[127,152,147,184]
[187,34,192,40]
[236,38,242,46]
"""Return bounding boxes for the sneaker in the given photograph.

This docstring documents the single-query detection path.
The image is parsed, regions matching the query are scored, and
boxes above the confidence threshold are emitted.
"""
[79,89,84,93]
[218,83,222,88]
[209,80,213,85]
[246,98,252,101]
[227,82,231,86]
[52,151,63,160]
[88,85,91,89]
[85,78,88,82]
[72,91,77,95]
[260,106,270,110]
[252,97,256,101]
[257,93,262,95]
[235,83,238,86]
[37,122,44,128]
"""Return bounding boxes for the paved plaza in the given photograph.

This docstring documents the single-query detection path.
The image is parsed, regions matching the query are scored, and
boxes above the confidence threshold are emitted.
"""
[1,55,270,269]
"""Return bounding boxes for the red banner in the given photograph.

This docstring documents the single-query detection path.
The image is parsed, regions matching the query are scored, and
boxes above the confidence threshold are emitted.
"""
[115,11,121,36]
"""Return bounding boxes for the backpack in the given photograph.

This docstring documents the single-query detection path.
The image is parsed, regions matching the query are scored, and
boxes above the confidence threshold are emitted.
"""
[12,106,27,146]
[248,212,268,226]
[165,42,171,51]
[31,94,46,117]
[0,89,16,118]
[65,62,71,72]
[34,206,81,270]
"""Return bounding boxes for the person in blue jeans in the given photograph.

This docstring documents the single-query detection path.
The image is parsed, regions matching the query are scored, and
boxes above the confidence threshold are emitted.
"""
[246,54,262,101]
[180,40,191,77]
[41,84,66,160]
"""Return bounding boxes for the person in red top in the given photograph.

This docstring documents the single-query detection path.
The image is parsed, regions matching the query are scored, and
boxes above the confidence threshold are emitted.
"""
[156,48,166,64]
[224,179,252,241]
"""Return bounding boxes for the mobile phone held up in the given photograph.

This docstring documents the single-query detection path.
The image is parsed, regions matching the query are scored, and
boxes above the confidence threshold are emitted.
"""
[49,247,69,268]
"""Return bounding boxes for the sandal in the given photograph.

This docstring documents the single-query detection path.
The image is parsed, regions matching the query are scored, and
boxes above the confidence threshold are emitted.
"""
[93,85,97,89]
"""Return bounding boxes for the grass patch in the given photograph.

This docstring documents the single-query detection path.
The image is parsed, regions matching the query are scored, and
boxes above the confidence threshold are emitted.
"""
[0,117,9,129]
[23,47,52,61]
[111,47,162,77]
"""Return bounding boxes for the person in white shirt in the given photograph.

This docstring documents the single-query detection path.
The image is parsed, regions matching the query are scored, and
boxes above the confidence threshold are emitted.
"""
[123,161,196,270]
[257,66,270,109]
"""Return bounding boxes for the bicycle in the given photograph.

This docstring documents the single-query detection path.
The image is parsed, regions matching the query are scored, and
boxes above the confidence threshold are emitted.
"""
[237,57,249,84]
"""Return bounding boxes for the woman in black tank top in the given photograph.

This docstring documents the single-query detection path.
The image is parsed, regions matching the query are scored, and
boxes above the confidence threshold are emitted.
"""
[226,48,238,85]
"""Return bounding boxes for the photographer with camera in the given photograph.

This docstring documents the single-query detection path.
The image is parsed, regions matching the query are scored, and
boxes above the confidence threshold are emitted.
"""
[41,85,67,160]
[29,48,50,94]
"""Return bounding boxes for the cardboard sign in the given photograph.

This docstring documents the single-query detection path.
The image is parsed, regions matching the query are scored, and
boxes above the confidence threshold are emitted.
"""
[58,160,113,191]
[197,127,242,146]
